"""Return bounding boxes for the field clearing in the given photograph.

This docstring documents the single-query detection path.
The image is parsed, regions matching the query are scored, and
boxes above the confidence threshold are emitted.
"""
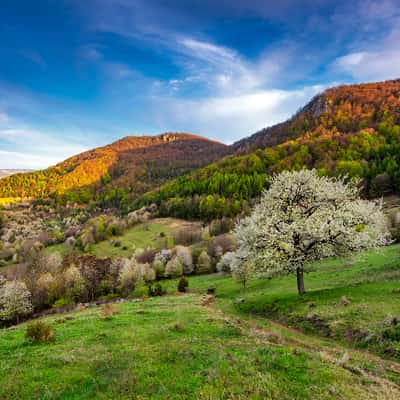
[46,218,201,258]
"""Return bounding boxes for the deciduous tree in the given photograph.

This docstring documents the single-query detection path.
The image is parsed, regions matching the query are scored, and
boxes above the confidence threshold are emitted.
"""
[232,170,390,295]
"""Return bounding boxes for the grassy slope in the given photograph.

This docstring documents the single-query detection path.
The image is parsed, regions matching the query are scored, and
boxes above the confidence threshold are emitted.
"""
[46,218,199,258]
[1,245,400,398]
[1,294,399,399]
[169,245,400,358]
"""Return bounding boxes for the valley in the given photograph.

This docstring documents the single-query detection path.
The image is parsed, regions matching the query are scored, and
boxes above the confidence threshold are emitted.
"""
[1,79,400,400]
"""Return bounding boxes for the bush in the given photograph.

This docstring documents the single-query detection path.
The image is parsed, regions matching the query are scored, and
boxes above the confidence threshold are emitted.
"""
[177,276,189,293]
[64,265,85,302]
[208,234,237,258]
[175,245,194,274]
[25,320,54,343]
[196,251,213,274]
[382,326,400,341]
[216,252,235,272]
[118,258,141,295]
[52,297,73,308]
[152,259,165,279]
[148,283,165,296]
[165,257,183,278]
[132,285,149,299]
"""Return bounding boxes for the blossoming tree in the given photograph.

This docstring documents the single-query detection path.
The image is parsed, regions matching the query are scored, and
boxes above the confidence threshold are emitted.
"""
[232,170,390,295]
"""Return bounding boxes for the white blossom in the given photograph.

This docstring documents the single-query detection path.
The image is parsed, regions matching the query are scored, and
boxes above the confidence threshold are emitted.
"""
[0,280,33,322]
[232,170,390,294]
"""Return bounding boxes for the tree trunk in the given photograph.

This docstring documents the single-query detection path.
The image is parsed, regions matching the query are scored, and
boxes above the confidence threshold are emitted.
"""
[296,267,305,295]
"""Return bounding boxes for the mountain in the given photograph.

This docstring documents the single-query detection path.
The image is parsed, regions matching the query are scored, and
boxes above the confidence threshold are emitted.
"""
[2,79,400,217]
[0,169,33,179]
[138,80,400,220]
[233,79,400,152]
[0,133,229,206]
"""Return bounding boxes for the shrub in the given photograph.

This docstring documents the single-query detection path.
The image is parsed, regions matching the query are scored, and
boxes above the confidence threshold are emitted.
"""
[177,276,189,293]
[165,257,183,278]
[25,320,54,343]
[53,297,73,308]
[35,272,58,308]
[175,245,194,274]
[45,252,63,272]
[202,227,210,241]
[154,249,172,264]
[118,258,140,295]
[0,280,33,323]
[208,234,237,258]
[64,265,85,302]
[382,326,400,341]
[149,283,165,296]
[196,251,213,274]
[216,252,235,273]
[141,263,156,282]
[152,259,165,279]
[132,285,149,299]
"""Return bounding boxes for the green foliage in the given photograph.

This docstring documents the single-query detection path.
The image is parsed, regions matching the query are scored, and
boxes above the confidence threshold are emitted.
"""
[148,282,165,297]
[52,298,73,308]
[0,134,228,211]
[177,276,189,293]
[25,320,54,343]
[132,285,149,299]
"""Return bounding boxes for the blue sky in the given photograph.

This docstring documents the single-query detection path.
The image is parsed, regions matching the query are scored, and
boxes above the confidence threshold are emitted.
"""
[1,0,400,168]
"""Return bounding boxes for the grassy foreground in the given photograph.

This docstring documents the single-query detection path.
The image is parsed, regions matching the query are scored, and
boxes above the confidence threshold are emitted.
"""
[1,245,400,399]
[1,294,399,399]
[175,244,400,359]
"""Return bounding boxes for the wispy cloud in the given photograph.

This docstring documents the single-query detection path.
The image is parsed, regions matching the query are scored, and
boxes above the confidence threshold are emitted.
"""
[334,50,400,81]
[149,85,325,143]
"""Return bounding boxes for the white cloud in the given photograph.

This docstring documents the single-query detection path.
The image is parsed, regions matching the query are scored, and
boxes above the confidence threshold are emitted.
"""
[332,0,400,82]
[0,124,88,169]
[335,50,400,81]
[179,38,237,63]
[151,85,324,143]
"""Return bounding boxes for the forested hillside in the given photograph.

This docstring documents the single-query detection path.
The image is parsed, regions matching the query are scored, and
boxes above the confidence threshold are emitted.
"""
[233,79,400,151]
[1,80,400,219]
[138,80,400,220]
[0,133,229,207]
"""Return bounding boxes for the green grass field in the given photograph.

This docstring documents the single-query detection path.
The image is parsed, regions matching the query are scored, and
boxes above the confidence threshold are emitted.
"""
[174,244,400,358]
[1,245,400,399]
[46,218,199,258]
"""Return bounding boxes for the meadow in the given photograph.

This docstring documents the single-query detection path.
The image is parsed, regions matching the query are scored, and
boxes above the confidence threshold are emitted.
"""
[1,245,400,399]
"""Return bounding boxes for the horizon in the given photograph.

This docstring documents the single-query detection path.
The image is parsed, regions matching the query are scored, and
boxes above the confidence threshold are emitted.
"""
[1,0,400,169]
